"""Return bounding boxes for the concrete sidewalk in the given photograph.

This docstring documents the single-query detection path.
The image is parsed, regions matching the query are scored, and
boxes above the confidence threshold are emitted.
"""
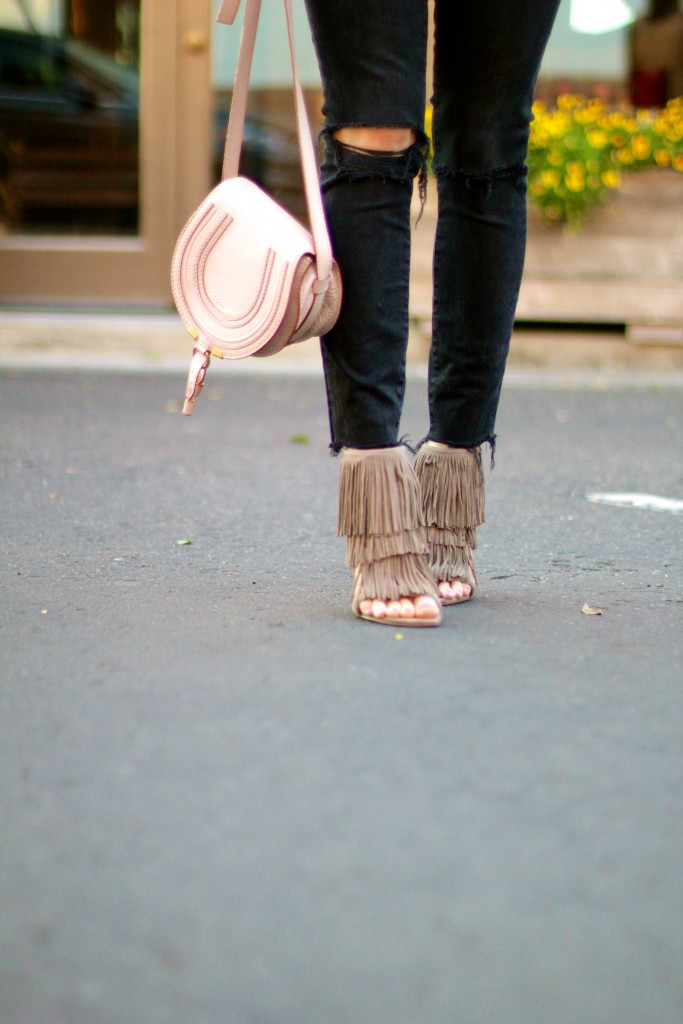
[1,368,682,1024]
[1,308,683,384]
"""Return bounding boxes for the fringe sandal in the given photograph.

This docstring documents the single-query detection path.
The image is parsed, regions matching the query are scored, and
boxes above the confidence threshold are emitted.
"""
[414,442,485,606]
[338,446,442,627]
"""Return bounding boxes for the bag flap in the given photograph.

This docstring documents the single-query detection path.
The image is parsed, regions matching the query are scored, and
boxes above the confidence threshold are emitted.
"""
[171,178,315,359]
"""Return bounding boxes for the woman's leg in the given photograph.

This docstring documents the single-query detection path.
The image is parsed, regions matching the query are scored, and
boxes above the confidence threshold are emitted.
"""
[429,0,562,449]
[304,0,440,623]
[316,134,424,451]
[416,0,561,602]
[304,0,430,451]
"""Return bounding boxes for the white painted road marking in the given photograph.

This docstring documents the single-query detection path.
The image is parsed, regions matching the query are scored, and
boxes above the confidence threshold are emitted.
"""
[587,493,683,515]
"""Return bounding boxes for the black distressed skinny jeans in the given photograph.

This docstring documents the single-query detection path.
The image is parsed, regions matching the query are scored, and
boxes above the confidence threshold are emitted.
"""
[304,0,561,454]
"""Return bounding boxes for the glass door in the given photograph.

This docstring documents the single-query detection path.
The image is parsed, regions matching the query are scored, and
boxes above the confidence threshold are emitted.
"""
[0,0,213,307]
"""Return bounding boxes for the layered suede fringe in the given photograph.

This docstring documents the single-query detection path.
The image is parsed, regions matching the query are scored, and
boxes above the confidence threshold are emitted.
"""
[338,447,439,605]
[353,552,438,606]
[426,525,478,549]
[414,443,485,588]
[338,447,423,538]
[414,445,485,530]
[427,540,475,585]
[346,527,426,568]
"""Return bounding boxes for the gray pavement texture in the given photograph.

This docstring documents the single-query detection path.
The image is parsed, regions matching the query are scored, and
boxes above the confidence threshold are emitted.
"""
[1,367,682,1024]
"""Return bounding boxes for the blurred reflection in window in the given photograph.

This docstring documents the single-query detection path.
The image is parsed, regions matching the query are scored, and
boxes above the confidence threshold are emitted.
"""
[0,0,140,235]
[629,1,683,104]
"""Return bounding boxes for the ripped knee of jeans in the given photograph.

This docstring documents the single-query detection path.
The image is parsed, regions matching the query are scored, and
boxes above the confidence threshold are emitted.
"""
[321,127,430,213]
[433,161,528,201]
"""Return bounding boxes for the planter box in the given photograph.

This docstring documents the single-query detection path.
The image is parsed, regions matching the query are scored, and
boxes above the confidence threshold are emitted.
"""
[519,169,683,332]
[410,170,683,336]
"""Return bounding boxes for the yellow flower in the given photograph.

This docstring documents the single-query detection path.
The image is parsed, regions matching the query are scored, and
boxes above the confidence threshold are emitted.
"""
[557,94,583,110]
[565,177,585,192]
[424,105,433,136]
[587,130,608,149]
[631,136,651,160]
[541,169,560,187]
[548,150,563,166]
[601,169,621,188]
[617,148,634,164]
[548,114,572,138]
[654,149,671,167]
[673,155,683,172]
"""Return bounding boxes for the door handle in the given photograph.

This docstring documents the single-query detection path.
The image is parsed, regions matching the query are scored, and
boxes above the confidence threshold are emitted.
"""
[181,32,208,55]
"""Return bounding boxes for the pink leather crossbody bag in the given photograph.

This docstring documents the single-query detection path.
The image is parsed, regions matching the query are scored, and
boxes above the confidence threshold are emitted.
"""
[171,0,341,415]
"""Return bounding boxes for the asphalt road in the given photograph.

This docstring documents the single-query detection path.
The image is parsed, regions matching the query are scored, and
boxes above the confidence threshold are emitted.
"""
[1,368,682,1024]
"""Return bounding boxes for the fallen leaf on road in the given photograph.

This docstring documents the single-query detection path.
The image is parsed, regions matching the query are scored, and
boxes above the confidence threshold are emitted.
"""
[289,434,311,445]
[394,633,404,640]
[176,539,192,546]
[581,603,603,616]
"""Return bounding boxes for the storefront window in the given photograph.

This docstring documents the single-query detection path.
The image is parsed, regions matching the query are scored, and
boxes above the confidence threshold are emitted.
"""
[543,0,645,77]
[0,0,140,235]
[211,0,319,219]
[535,0,680,103]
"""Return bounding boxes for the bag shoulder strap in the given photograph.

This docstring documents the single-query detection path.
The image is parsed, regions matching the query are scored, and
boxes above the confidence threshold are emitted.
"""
[216,0,333,283]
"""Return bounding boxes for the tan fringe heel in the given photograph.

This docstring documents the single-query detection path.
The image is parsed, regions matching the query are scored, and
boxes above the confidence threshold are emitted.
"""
[338,447,441,627]
[414,442,485,605]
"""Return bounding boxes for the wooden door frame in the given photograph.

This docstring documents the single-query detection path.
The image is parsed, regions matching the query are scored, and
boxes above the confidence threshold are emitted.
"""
[0,0,213,308]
